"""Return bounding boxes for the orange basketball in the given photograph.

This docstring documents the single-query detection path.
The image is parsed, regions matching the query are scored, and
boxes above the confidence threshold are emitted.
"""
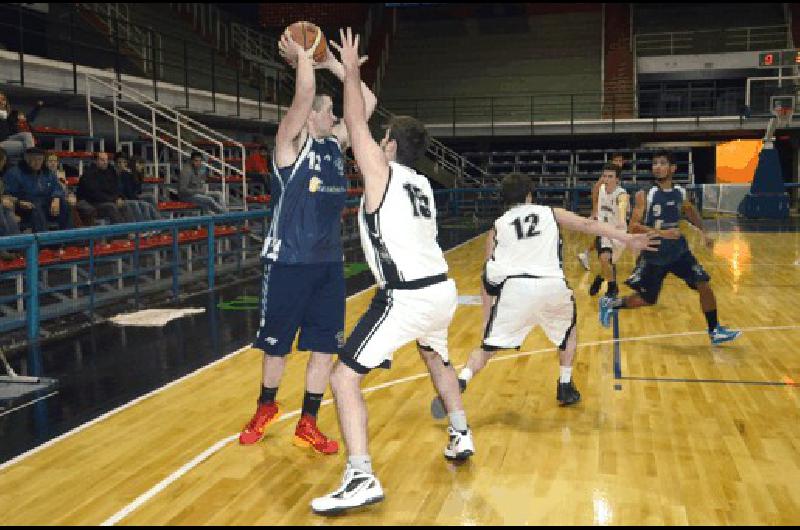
[287,21,327,63]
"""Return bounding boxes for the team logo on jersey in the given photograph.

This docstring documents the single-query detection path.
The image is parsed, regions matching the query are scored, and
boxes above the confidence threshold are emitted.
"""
[336,331,345,349]
[309,176,322,193]
[334,157,344,175]
[323,154,332,162]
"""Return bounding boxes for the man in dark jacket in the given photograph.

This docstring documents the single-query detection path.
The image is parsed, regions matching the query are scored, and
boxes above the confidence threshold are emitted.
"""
[0,93,43,165]
[76,152,132,224]
[3,147,71,232]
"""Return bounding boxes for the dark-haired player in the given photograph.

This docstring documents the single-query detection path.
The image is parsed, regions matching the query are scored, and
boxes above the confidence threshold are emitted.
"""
[429,173,657,419]
[311,28,473,515]
[599,150,741,345]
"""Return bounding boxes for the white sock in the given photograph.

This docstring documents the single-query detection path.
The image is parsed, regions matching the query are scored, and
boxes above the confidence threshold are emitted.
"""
[348,455,373,474]
[559,366,572,384]
[458,367,473,383]
[449,410,468,432]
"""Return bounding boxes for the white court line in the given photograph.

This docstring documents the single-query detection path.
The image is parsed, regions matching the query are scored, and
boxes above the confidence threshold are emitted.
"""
[0,233,484,475]
[0,391,60,419]
[101,323,800,526]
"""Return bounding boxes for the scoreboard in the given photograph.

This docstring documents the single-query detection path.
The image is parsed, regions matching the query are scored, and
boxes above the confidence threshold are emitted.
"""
[758,50,800,67]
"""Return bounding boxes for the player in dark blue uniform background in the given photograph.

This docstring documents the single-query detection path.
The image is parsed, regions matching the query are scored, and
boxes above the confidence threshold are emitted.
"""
[239,28,377,453]
[599,150,741,345]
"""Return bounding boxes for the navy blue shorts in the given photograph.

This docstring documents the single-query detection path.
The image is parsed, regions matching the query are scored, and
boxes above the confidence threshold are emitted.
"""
[625,251,711,305]
[254,261,345,356]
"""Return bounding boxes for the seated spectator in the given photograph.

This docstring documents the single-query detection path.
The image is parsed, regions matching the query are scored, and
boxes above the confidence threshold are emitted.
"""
[0,93,43,166]
[0,147,20,260]
[179,151,227,214]
[46,151,85,228]
[117,152,159,222]
[245,144,270,181]
[76,152,132,224]
[4,147,71,232]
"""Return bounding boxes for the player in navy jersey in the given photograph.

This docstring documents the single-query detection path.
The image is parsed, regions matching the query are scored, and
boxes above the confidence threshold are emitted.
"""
[238,28,377,454]
[599,150,741,345]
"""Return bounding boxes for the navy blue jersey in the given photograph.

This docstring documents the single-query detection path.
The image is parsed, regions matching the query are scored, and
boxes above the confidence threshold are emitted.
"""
[262,135,347,264]
[641,185,690,264]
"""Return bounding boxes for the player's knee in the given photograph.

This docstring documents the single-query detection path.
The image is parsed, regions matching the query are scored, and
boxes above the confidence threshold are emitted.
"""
[330,363,351,394]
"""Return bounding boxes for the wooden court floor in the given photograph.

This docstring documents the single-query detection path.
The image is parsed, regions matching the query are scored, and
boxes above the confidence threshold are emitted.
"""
[1,226,799,525]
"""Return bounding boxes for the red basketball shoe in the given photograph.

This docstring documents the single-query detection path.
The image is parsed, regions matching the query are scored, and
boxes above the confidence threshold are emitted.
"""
[293,414,339,455]
[239,402,281,445]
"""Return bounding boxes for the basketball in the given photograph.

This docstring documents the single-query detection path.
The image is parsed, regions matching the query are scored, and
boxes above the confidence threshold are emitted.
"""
[287,21,327,62]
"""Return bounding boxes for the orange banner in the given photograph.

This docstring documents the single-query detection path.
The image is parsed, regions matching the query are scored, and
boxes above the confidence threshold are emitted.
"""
[715,139,762,184]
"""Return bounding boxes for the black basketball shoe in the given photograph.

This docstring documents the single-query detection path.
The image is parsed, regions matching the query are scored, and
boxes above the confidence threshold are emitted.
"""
[588,275,604,296]
[556,379,581,406]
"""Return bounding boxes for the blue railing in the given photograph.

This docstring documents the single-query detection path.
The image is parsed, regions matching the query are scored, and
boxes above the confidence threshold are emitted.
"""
[2,184,797,347]
[0,210,270,343]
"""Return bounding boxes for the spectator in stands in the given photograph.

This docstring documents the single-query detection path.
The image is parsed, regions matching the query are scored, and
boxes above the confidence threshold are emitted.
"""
[76,152,132,224]
[0,93,44,165]
[117,152,159,222]
[46,151,85,228]
[0,147,21,260]
[0,147,21,239]
[179,151,227,214]
[246,144,271,185]
[4,147,72,232]
[610,152,626,171]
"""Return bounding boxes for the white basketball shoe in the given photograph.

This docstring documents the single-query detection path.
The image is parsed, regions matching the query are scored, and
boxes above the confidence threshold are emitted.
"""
[444,426,475,461]
[311,465,384,515]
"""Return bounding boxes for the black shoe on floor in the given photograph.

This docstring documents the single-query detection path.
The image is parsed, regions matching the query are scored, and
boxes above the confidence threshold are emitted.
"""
[557,379,581,406]
[588,275,604,296]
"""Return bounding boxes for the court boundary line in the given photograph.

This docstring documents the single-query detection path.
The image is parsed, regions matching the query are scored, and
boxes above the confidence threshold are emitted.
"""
[0,233,485,474]
[100,323,800,526]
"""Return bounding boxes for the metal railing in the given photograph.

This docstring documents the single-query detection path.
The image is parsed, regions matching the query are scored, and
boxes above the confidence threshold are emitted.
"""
[0,211,269,345]
[76,3,162,77]
[85,74,248,210]
[635,25,790,56]
[0,4,279,117]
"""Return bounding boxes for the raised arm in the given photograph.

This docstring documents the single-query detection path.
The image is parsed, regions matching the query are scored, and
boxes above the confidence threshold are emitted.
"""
[553,207,659,253]
[274,31,316,168]
[318,49,377,149]
[331,28,389,213]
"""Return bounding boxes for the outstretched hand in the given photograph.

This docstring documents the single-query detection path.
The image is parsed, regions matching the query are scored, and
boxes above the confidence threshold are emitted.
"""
[627,232,661,253]
[329,27,363,72]
[278,29,312,69]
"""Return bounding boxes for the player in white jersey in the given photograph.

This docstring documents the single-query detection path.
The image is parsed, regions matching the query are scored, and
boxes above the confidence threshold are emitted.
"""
[310,29,473,516]
[430,173,657,416]
[588,163,629,298]
[577,153,625,270]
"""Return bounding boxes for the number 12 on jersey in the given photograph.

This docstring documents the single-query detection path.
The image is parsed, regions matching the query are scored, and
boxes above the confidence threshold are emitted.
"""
[511,213,540,239]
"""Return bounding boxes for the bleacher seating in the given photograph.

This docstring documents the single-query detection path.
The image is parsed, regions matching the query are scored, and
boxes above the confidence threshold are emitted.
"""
[380,7,602,122]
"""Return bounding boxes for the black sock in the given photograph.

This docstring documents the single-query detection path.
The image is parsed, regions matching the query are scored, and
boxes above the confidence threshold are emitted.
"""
[259,386,278,405]
[458,378,467,393]
[607,281,618,297]
[705,310,718,333]
[301,391,324,417]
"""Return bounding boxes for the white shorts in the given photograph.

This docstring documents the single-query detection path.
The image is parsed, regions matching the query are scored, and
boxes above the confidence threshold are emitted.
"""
[482,277,576,351]
[596,236,626,265]
[340,279,458,374]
